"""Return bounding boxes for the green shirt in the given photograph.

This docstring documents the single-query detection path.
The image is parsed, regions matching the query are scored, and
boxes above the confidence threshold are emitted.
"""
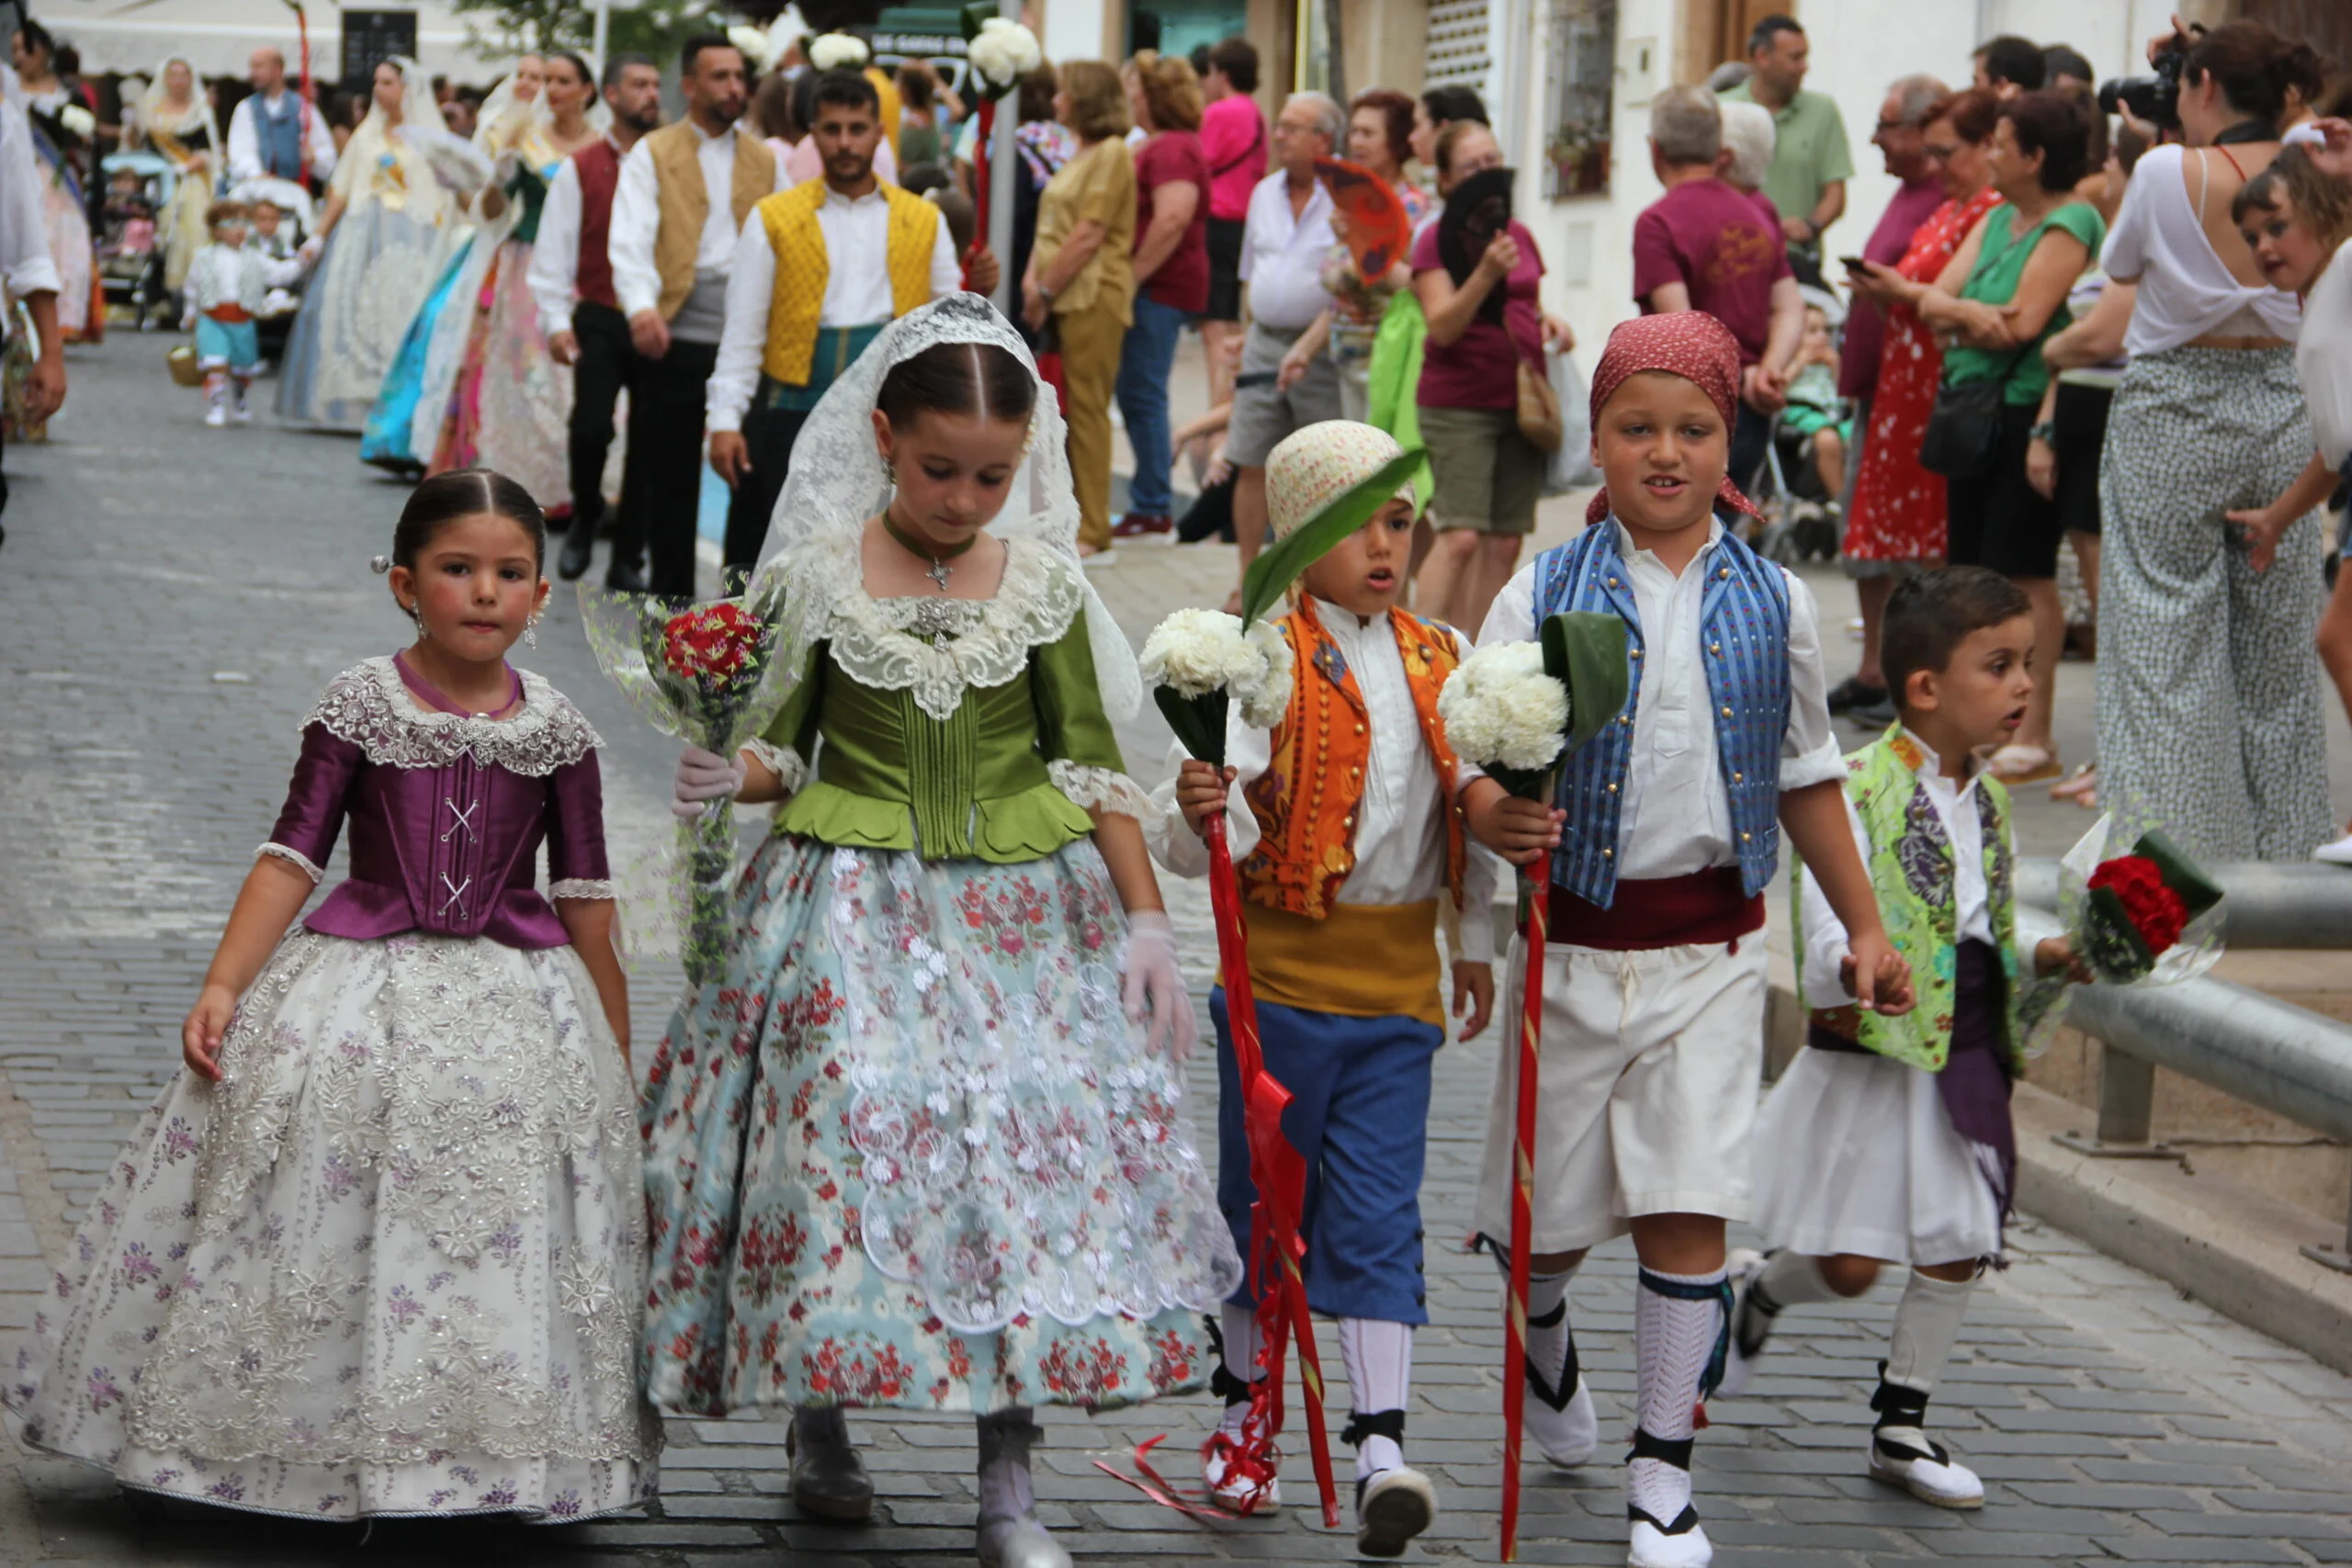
[1716,83,1853,230]
[1940,200,2107,406]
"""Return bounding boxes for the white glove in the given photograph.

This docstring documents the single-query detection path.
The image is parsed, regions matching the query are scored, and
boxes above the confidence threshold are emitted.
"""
[1121,909,1194,1062]
[673,744,745,819]
[296,234,323,267]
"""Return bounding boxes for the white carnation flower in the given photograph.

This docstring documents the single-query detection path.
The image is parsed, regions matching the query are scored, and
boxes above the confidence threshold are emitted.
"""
[1139,607,1256,698]
[967,19,1041,94]
[1233,619,1295,728]
[58,104,95,140]
[728,24,775,70]
[1437,640,1570,773]
[808,32,870,70]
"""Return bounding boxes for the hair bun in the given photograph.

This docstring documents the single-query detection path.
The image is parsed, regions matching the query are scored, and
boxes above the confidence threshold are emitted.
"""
[369,555,392,574]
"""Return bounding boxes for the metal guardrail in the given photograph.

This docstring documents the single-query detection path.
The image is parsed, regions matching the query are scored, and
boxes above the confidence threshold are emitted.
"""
[2018,859,2352,1271]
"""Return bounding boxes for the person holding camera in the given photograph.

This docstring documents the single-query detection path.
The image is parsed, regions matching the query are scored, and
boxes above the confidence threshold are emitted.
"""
[2096,17,2335,863]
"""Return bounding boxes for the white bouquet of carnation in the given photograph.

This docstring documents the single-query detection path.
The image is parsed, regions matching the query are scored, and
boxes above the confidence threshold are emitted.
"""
[58,104,95,141]
[728,24,776,70]
[967,17,1043,96]
[809,32,871,70]
[1141,607,1294,758]
[1439,640,1570,790]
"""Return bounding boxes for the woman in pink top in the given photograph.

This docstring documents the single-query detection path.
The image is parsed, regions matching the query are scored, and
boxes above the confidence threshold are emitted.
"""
[1197,36,1267,408]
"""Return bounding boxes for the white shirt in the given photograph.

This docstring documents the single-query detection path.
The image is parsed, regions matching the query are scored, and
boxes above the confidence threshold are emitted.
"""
[1480,520,1846,882]
[1801,730,1993,1005]
[1146,599,1501,964]
[225,90,335,186]
[2299,239,2352,470]
[526,140,644,339]
[608,119,790,323]
[0,102,60,303]
[2104,144,2301,355]
[1239,169,1336,331]
[186,243,298,313]
[706,183,962,431]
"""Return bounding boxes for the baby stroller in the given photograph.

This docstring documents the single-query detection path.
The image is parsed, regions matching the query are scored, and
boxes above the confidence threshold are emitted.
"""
[1737,284,1849,566]
[229,175,313,364]
[97,151,175,330]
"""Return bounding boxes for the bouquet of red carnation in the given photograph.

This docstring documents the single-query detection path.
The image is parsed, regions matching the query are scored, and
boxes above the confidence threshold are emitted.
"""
[582,590,785,984]
[2068,821,2225,985]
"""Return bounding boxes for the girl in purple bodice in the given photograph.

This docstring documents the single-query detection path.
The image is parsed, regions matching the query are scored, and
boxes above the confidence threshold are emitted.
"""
[6,471,659,1522]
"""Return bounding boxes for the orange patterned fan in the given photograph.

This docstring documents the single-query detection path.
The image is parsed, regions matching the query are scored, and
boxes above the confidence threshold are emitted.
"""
[1314,157,1412,279]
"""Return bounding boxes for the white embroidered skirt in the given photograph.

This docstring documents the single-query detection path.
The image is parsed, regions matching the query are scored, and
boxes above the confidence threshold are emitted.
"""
[6,931,660,1521]
[1749,1046,2001,1268]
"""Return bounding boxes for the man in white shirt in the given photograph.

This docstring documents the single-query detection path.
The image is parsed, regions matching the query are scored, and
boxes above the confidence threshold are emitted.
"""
[0,96,62,543]
[605,34,784,598]
[528,52,663,587]
[1226,92,1343,594]
[225,48,334,189]
[706,70,986,592]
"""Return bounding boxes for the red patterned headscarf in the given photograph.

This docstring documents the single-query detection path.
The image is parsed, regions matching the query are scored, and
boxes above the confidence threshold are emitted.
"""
[1585,311,1762,526]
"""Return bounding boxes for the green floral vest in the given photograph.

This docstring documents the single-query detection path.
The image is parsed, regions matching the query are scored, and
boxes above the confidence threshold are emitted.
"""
[1794,727,2021,1071]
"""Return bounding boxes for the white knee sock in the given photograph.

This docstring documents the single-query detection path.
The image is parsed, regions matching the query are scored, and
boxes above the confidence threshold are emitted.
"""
[1884,1269,1974,1398]
[1337,1317,1413,1478]
[1491,1249,1585,1400]
[1217,1302,1262,1439]
[1753,1251,1842,1316]
[976,1406,1040,1523]
[1629,1266,1727,1529]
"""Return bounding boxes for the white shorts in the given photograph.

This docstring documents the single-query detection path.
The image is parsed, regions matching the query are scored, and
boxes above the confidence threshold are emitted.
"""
[1474,938,1767,1254]
[1750,1047,2002,1267]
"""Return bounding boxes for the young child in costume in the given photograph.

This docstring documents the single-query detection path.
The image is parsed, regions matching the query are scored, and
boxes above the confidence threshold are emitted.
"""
[1148,419,1501,1556]
[1724,566,2092,1508]
[185,199,295,426]
[6,470,658,1521]
[1464,310,1912,1568]
[643,294,1238,1568]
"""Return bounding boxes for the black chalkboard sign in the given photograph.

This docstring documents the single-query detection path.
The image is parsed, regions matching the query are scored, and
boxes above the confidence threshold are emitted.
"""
[339,10,419,88]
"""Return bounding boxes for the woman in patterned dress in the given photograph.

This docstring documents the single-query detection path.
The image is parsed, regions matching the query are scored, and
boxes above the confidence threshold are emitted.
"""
[1838,87,2002,713]
[639,295,1238,1568]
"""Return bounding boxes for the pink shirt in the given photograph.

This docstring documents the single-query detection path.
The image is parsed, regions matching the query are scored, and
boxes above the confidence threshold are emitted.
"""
[1200,95,1268,222]
[1631,176,1791,365]
[1409,218,1544,410]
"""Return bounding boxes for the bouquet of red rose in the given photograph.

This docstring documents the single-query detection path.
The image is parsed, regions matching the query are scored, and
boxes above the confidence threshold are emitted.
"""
[581,591,783,984]
[2075,828,2223,983]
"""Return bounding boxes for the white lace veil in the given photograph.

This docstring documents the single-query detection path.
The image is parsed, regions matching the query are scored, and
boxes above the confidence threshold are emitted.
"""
[137,54,220,156]
[749,292,1143,722]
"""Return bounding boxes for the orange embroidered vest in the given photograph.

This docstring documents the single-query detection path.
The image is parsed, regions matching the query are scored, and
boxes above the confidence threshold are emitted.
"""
[1238,599,1467,919]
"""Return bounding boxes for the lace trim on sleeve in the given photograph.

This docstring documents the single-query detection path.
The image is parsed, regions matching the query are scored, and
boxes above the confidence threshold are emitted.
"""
[548,878,617,901]
[742,737,807,795]
[255,841,325,884]
[1047,761,1154,820]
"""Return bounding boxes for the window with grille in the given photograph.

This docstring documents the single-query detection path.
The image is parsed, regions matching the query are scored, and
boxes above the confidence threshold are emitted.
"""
[1544,0,1615,199]
[1424,0,1491,91]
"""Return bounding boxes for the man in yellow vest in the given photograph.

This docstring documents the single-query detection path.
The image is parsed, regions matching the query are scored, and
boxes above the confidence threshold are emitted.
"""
[705,69,998,592]
[606,33,786,597]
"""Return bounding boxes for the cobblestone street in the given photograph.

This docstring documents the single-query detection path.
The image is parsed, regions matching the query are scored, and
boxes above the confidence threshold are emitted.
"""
[1,336,2349,1567]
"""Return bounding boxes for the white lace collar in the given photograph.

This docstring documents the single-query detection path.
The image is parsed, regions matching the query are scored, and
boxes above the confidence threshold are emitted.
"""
[308,657,603,775]
[781,533,1083,722]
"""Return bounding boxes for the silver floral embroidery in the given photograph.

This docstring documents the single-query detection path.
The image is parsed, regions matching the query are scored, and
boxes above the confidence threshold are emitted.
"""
[307,658,603,775]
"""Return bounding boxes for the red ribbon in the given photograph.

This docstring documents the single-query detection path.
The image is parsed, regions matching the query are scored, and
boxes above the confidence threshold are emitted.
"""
[1499,868,1548,1562]
[1203,812,1341,1529]
[965,97,998,289]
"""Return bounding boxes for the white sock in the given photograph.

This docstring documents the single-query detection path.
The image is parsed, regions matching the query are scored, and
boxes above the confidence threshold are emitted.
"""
[1753,1251,1841,1315]
[1491,1249,1585,1401]
[1337,1317,1413,1479]
[1217,1302,1262,1439]
[1629,1266,1727,1529]
[975,1406,1039,1523]
[1885,1270,1974,1399]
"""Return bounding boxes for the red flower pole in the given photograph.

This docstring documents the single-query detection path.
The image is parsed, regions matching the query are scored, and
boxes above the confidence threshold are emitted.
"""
[966,96,997,286]
[1499,869,1548,1562]
[1201,810,1340,1529]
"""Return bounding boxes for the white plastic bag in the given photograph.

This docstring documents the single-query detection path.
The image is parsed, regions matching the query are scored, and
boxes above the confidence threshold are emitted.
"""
[1543,344,1601,496]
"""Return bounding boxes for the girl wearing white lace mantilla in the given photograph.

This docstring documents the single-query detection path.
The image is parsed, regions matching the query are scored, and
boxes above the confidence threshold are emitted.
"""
[645,294,1239,1568]
[6,472,658,1522]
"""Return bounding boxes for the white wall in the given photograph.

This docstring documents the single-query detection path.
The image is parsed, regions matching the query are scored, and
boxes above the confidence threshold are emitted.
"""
[1508,0,2177,372]
[1039,0,1110,77]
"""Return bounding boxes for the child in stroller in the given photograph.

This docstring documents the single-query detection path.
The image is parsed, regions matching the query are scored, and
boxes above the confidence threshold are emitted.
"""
[1751,290,1850,562]
[96,153,170,329]
[231,177,311,362]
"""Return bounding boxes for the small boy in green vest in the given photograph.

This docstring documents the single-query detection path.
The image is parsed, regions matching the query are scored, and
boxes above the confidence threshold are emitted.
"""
[1724,566,2091,1510]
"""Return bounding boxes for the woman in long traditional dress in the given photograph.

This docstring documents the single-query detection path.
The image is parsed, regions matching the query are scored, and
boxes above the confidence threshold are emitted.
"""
[279,58,469,431]
[418,52,599,505]
[132,56,220,294]
[12,19,98,342]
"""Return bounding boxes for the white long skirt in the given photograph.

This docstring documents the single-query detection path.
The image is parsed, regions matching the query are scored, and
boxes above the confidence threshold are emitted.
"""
[6,931,660,1521]
[1749,1048,2001,1267]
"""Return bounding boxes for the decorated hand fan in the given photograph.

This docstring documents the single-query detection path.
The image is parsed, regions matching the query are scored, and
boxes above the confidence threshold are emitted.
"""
[1313,156,1412,279]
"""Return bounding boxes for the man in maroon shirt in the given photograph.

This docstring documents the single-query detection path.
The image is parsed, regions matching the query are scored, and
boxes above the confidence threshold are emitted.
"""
[1631,84,1801,494]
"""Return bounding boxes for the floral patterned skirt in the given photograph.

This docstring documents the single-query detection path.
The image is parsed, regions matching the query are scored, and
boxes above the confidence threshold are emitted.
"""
[639,834,1240,1416]
[6,931,659,1521]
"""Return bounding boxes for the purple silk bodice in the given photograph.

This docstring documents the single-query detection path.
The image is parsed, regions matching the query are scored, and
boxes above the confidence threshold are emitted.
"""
[260,655,612,950]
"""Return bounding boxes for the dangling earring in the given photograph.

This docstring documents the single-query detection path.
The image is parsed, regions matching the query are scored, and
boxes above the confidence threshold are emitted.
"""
[408,604,427,639]
[884,457,898,487]
[525,611,540,649]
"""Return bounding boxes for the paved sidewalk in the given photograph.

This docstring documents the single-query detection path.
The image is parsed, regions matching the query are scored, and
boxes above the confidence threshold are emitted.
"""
[0,338,2348,1566]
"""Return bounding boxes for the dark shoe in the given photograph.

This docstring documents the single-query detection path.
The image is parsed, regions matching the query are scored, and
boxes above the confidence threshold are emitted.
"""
[1849,695,1898,729]
[788,1407,874,1523]
[1112,512,1173,538]
[604,559,649,593]
[1825,674,1889,715]
[558,525,597,582]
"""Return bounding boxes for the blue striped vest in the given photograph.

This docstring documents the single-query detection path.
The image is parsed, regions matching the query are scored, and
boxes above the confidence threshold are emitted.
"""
[1534,522,1791,906]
